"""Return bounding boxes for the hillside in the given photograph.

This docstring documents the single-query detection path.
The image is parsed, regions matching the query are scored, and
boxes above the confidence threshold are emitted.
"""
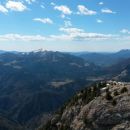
[103,58,130,81]
[0,51,101,129]
[0,50,130,129]
[0,115,26,130]
[73,49,130,67]
[40,81,130,130]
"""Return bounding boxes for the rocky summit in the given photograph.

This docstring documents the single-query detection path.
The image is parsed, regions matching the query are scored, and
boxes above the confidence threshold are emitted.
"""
[40,81,130,130]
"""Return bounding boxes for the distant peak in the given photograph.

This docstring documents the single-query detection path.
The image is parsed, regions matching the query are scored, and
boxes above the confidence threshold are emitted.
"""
[118,49,130,53]
[33,48,45,53]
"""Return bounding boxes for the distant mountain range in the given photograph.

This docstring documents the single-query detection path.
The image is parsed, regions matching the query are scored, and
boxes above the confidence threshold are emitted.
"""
[1,49,130,67]
[0,50,20,54]
[0,50,101,129]
[70,49,130,66]
[0,49,130,129]
[104,58,130,82]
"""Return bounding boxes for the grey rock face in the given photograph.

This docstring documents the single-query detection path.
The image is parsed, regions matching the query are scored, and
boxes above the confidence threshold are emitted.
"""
[41,81,130,130]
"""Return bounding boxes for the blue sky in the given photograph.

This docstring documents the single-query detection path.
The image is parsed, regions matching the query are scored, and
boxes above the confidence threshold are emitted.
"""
[0,0,130,52]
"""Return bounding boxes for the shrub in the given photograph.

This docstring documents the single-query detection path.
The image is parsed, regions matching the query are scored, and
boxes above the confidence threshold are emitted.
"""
[112,99,117,106]
[113,91,119,96]
[105,87,109,93]
[105,92,113,100]
[59,124,70,130]
[83,117,88,125]
[120,87,128,94]
[98,82,106,88]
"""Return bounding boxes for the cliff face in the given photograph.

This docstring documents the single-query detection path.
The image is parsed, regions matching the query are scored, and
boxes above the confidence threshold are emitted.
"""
[40,81,130,130]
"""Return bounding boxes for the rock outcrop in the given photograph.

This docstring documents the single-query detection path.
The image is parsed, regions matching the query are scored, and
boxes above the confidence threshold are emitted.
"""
[40,81,130,130]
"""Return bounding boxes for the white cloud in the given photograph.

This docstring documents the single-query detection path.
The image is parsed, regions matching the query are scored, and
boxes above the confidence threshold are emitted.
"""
[0,34,46,41]
[41,5,45,9]
[59,27,115,41]
[50,2,56,6]
[25,0,36,4]
[54,5,72,15]
[60,27,84,34]
[6,1,27,12]
[33,18,53,24]
[64,21,72,27]
[97,19,103,23]
[0,5,8,14]
[61,14,65,18]
[120,29,130,34]
[0,28,117,42]
[99,2,104,5]
[60,14,71,19]
[50,34,72,41]
[77,5,97,15]
[101,8,116,14]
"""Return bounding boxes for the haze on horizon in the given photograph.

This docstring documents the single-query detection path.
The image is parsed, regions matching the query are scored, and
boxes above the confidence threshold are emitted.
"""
[0,0,130,52]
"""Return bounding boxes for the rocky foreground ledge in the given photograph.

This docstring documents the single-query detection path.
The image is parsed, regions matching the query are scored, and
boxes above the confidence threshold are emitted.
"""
[38,81,130,130]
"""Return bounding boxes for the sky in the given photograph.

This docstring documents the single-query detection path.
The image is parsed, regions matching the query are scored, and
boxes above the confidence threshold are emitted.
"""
[0,0,130,52]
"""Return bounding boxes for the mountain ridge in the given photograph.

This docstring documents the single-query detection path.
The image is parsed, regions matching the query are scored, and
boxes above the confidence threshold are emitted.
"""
[40,81,130,130]
[0,50,130,129]
[0,51,99,129]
